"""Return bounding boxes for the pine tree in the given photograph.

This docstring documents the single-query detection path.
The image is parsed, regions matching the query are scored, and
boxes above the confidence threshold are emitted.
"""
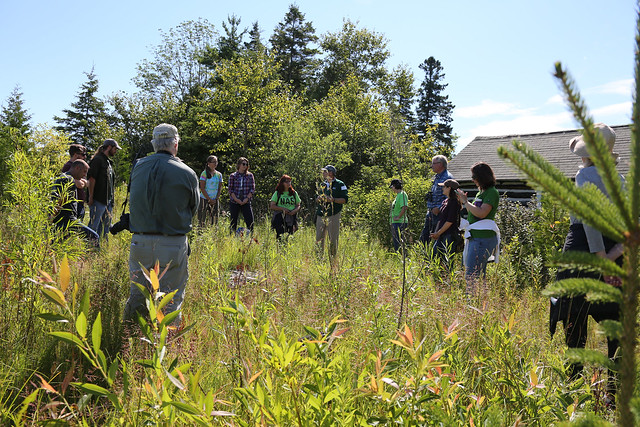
[416,57,455,154]
[269,4,318,95]
[245,21,265,53]
[54,69,107,150]
[0,85,32,136]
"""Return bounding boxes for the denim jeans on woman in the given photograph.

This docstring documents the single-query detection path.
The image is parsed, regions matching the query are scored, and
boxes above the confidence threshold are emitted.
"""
[464,235,498,295]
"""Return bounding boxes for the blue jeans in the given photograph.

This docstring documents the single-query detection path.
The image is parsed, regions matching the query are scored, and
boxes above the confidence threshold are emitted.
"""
[391,223,407,251]
[465,235,498,294]
[89,200,113,239]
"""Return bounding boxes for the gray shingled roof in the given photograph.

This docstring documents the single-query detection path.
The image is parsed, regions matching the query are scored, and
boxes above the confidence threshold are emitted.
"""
[448,125,632,183]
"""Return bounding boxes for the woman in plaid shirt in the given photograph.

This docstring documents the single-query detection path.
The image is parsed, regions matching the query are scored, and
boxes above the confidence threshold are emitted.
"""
[228,157,255,234]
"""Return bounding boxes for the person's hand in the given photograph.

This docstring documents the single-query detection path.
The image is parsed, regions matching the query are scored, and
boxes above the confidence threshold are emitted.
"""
[88,196,94,206]
[430,232,438,241]
[208,199,215,206]
[432,207,440,216]
[456,189,468,204]
[604,275,623,287]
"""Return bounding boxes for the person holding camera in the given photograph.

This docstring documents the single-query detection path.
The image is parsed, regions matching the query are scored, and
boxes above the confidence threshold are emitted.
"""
[123,124,199,324]
[419,155,454,245]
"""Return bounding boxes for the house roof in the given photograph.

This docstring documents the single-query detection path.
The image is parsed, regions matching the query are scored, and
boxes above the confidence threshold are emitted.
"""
[447,125,632,183]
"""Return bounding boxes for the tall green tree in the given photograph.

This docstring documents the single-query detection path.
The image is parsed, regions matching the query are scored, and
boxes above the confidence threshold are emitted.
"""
[314,19,390,100]
[198,51,292,194]
[133,19,217,102]
[54,69,107,150]
[0,86,32,137]
[245,21,265,54]
[382,65,416,131]
[269,4,318,96]
[416,56,455,156]
[312,75,390,187]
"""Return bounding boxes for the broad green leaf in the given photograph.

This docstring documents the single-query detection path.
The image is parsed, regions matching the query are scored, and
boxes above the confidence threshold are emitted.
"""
[42,285,66,308]
[76,312,87,338]
[72,382,110,396]
[92,313,102,353]
[36,313,69,323]
[165,400,201,415]
[50,331,84,348]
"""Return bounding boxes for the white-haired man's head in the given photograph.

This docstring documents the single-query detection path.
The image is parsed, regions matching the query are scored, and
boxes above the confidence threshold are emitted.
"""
[152,123,180,153]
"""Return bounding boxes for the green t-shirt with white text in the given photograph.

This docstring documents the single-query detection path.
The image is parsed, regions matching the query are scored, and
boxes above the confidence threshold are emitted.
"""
[270,190,301,211]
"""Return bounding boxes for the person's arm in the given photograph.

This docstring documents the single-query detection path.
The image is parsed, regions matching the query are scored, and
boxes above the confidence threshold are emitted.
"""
[228,174,243,204]
[457,190,493,219]
[269,201,281,211]
[289,203,301,215]
[88,177,96,205]
[394,205,408,222]
[431,221,453,240]
[199,179,211,202]
[215,173,222,200]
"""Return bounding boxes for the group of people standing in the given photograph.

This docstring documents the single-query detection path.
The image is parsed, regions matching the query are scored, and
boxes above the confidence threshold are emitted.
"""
[390,154,501,296]
[53,138,122,247]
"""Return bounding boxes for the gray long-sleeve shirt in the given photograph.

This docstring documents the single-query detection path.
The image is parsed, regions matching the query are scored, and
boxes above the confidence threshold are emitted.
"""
[571,165,624,253]
[129,152,199,235]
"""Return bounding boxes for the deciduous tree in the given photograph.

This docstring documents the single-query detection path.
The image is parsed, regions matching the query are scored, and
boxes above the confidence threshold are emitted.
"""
[314,20,390,100]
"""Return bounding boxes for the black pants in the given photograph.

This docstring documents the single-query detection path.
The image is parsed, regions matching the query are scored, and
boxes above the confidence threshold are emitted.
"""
[271,213,297,239]
[229,202,254,233]
[551,223,620,391]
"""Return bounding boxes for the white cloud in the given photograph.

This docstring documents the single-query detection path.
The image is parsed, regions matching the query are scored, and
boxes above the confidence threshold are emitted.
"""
[545,94,564,105]
[586,79,634,96]
[592,101,632,119]
[456,100,532,119]
[455,111,574,152]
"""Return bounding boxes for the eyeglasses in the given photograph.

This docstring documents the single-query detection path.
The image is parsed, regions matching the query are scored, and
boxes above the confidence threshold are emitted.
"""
[241,163,248,166]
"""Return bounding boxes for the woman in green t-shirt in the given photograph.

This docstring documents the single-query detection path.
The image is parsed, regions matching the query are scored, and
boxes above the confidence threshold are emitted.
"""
[270,175,301,240]
[456,162,499,295]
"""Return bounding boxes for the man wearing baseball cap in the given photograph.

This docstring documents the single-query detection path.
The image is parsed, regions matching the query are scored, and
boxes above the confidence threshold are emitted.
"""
[88,138,121,239]
[316,165,348,263]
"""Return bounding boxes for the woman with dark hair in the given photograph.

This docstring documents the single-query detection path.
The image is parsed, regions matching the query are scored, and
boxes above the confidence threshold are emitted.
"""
[198,155,223,227]
[456,162,500,295]
[270,175,301,239]
[430,179,461,268]
[228,157,255,234]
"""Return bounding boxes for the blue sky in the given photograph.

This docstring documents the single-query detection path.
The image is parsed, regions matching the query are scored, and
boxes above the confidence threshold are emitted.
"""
[1,0,636,151]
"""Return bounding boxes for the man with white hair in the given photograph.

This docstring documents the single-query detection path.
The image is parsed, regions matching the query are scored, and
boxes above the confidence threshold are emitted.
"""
[419,154,454,244]
[123,124,199,324]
